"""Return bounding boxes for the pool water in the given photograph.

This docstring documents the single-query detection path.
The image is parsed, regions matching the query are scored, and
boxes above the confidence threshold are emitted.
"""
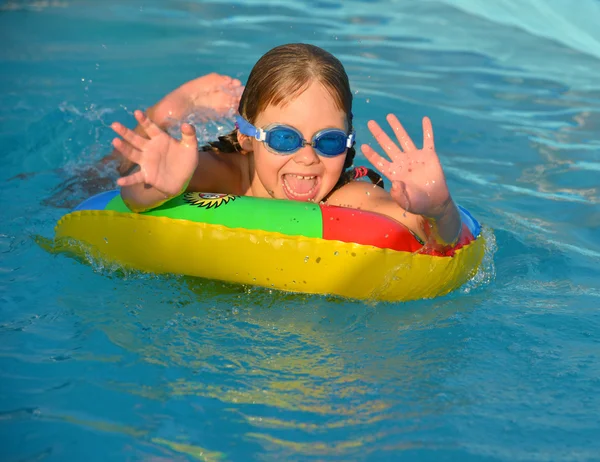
[2,1,600,460]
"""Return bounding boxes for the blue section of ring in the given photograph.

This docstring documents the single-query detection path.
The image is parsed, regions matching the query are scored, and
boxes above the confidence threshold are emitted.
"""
[458,205,481,238]
[73,190,120,212]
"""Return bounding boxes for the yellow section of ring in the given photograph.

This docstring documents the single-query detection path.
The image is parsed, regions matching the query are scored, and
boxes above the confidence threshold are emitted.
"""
[55,210,485,302]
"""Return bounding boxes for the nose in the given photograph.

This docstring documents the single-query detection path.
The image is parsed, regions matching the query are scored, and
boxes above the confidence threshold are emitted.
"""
[292,143,320,166]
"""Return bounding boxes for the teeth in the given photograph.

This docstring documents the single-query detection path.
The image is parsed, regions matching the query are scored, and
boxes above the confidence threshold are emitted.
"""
[290,174,315,180]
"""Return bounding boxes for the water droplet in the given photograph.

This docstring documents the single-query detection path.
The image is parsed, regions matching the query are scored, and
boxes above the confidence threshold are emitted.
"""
[366,99,370,103]
[304,256,309,263]
[103,237,108,244]
[384,234,389,239]
[334,251,339,256]
[366,191,370,196]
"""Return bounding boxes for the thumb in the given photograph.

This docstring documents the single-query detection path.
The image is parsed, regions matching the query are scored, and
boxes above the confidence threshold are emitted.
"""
[180,123,198,149]
[390,180,411,210]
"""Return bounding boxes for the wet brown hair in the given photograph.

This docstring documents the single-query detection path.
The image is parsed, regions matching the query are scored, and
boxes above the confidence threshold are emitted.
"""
[201,43,383,194]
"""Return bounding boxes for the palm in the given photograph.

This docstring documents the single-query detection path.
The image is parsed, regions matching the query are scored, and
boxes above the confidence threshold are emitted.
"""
[361,115,451,218]
[112,110,199,197]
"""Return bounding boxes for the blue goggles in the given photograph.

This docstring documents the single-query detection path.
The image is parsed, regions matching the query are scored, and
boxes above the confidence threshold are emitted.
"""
[235,115,354,157]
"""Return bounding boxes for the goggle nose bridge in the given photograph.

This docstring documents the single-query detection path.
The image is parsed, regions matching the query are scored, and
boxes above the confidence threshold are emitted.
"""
[258,128,314,149]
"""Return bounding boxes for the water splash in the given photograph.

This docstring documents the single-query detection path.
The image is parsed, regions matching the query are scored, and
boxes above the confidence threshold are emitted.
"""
[461,225,498,294]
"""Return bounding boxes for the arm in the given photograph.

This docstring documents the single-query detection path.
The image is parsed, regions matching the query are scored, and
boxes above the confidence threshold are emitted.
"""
[420,198,462,248]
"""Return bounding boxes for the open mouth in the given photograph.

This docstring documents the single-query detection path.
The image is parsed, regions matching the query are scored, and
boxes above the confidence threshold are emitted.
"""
[282,174,320,202]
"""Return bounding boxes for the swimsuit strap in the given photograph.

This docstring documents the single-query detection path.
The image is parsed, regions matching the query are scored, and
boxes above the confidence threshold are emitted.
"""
[353,166,369,179]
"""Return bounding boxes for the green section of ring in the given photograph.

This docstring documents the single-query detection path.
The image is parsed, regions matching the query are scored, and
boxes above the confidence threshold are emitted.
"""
[105,193,324,238]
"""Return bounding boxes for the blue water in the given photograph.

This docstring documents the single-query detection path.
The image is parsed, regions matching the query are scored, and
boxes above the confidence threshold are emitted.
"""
[2,1,600,460]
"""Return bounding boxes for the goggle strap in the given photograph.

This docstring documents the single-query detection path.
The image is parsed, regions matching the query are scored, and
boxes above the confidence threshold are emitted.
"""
[235,115,266,141]
[347,131,355,148]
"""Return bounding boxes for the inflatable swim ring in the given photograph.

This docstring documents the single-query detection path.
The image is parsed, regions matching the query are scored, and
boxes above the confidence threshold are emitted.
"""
[54,190,485,301]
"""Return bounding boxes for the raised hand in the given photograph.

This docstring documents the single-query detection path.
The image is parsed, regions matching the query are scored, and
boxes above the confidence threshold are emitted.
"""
[361,114,453,219]
[187,73,244,117]
[112,110,199,197]
[144,73,244,130]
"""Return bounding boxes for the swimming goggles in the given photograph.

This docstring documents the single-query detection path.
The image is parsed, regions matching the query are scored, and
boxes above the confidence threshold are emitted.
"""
[235,115,354,157]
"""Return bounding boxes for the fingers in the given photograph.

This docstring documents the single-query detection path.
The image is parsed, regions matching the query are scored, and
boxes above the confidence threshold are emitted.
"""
[220,75,243,92]
[200,73,243,96]
[387,114,416,152]
[112,137,142,165]
[360,143,391,171]
[366,120,401,160]
[111,121,147,148]
[422,116,435,152]
[134,110,164,138]
[228,79,244,107]
[231,83,244,98]
[116,169,145,187]
[180,123,198,148]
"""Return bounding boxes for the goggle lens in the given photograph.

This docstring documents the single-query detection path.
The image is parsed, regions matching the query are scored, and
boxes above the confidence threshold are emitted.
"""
[268,128,301,153]
[315,132,347,156]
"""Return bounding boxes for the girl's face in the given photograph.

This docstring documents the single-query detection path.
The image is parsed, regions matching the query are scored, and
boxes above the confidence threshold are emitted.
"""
[240,81,348,202]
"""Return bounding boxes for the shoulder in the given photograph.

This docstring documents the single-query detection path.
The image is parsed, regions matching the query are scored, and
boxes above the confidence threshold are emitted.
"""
[326,180,392,208]
[200,147,242,169]
[326,180,425,237]
[191,149,247,194]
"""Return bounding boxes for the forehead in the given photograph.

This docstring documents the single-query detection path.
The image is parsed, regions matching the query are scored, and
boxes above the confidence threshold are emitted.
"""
[255,81,347,129]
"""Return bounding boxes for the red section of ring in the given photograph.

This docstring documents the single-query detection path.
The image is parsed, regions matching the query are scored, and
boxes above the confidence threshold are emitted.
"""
[320,205,475,255]
[320,205,423,252]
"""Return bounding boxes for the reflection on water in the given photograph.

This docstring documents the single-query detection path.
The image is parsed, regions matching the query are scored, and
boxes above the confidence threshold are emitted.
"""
[55,273,484,457]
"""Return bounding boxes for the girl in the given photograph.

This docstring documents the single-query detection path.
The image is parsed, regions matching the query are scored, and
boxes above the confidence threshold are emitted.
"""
[110,43,464,251]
